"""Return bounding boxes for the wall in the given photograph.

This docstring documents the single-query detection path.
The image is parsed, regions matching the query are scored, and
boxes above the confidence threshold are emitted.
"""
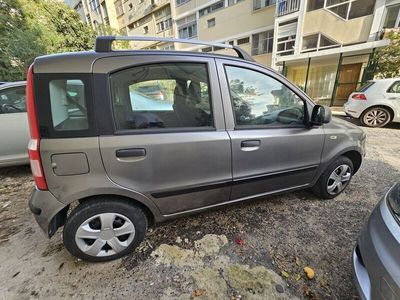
[303,9,373,45]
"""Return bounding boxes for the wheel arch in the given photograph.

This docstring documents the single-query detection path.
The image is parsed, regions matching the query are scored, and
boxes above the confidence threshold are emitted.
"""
[361,104,395,121]
[342,150,362,174]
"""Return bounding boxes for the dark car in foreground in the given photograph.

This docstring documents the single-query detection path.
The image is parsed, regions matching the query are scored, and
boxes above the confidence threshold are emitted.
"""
[353,183,400,299]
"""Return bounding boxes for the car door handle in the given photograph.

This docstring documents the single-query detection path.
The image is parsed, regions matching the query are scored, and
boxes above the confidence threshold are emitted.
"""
[116,148,146,158]
[241,140,261,151]
[388,97,399,100]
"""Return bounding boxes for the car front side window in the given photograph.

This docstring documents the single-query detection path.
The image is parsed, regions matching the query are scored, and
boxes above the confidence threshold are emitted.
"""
[0,86,26,114]
[225,66,305,128]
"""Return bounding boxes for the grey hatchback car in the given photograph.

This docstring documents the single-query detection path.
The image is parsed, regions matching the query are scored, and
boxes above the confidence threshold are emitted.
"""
[28,36,366,261]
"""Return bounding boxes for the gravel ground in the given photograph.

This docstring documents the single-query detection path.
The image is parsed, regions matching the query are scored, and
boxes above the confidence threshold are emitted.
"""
[0,117,399,300]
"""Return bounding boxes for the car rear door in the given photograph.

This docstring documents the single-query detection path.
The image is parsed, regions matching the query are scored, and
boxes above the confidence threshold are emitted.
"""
[387,81,400,121]
[93,55,232,216]
[0,84,29,165]
[216,59,325,200]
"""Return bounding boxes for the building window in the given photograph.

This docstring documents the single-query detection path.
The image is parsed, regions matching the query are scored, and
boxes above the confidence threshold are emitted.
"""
[207,18,216,28]
[199,1,224,17]
[252,30,274,55]
[253,0,276,11]
[384,4,400,28]
[302,33,339,52]
[89,0,100,13]
[228,0,243,6]
[115,0,124,17]
[157,18,172,32]
[237,37,250,45]
[176,0,190,6]
[143,26,149,34]
[308,0,376,20]
[177,14,197,39]
[307,0,324,11]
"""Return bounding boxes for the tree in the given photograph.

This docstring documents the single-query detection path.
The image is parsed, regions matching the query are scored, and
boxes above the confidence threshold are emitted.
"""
[374,31,400,79]
[0,0,96,81]
[0,0,44,81]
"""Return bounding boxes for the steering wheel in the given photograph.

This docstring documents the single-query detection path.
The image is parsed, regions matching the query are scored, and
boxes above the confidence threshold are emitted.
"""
[277,107,303,124]
[1,103,22,113]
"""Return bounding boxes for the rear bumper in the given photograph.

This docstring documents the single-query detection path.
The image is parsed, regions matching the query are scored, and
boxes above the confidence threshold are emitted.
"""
[29,188,67,237]
[353,186,400,300]
[343,101,365,118]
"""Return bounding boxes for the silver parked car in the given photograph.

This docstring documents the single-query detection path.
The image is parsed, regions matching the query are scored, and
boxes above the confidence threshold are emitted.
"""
[0,81,29,167]
[28,36,366,262]
[344,78,400,128]
[353,183,400,300]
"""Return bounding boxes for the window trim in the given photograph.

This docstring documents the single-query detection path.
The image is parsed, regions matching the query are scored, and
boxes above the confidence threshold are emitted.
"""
[222,64,310,130]
[108,61,217,134]
[34,73,96,139]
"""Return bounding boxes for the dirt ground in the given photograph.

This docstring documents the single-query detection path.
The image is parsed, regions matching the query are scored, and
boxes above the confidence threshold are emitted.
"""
[0,117,399,300]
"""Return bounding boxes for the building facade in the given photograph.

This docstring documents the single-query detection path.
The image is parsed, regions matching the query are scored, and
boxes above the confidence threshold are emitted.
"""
[274,0,399,106]
[67,0,400,106]
[66,0,120,34]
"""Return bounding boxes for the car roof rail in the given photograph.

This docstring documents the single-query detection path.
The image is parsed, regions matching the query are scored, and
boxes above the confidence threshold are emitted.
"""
[95,36,255,62]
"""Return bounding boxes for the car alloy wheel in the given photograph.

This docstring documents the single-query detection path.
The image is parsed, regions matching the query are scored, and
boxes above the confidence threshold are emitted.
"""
[75,213,135,257]
[362,108,390,127]
[327,164,352,196]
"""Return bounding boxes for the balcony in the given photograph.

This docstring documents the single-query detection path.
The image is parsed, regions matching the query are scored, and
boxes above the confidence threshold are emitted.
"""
[277,0,300,17]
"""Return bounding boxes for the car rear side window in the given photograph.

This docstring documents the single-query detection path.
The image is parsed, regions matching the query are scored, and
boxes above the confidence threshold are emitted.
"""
[49,79,88,131]
[388,81,400,93]
[357,81,374,92]
[110,63,213,131]
[0,86,26,114]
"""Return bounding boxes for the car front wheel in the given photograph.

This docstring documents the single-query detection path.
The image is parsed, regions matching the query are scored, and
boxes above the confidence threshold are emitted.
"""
[63,198,147,262]
[312,156,354,199]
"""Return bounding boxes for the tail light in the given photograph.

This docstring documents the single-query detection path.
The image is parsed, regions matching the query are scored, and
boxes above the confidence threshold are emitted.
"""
[26,64,48,190]
[352,93,367,101]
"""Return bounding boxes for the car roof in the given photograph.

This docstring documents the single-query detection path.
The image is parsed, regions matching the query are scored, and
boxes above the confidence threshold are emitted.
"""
[371,78,400,83]
[0,81,26,89]
[33,50,266,74]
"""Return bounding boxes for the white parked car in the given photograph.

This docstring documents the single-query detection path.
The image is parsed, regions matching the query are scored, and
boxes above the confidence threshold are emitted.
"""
[0,81,29,167]
[344,78,400,127]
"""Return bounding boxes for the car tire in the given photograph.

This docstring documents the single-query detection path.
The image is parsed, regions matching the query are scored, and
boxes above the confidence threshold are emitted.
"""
[312,156,354,199]
[63,197,147,262]
[360,106,392,128]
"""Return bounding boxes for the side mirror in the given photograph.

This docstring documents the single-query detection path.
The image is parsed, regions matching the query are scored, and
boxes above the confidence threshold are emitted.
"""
[310,105,332,126]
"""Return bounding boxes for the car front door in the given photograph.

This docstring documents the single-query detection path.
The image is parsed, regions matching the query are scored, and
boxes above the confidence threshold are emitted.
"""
[0,84,29,166]
[93,56,232,216]
[216,59,325,200]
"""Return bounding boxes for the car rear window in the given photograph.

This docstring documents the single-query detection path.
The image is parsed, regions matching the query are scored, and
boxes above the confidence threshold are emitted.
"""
[49,79,88,131]
[357,81,374,92]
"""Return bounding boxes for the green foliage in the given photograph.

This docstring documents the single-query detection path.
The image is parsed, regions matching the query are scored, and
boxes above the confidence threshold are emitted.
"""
[0,0,96,81]
[375,31,400,79]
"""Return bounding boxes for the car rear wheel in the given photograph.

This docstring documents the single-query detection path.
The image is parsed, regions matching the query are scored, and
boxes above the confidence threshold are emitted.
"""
[360,107,391,128]
[312,156,353,199]
[63,198,147,262]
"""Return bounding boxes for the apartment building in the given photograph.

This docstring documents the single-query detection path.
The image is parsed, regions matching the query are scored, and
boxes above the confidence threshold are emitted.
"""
[66,0,119,34]
[114,0,175,49]
[274,0,399,106]
[173,0,276,66]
